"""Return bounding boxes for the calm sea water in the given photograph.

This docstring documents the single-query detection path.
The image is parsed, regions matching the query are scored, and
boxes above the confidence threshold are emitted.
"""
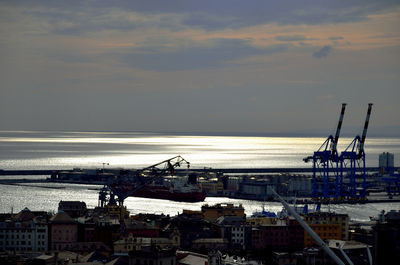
[0,130,399,221]
[1,130,399,170]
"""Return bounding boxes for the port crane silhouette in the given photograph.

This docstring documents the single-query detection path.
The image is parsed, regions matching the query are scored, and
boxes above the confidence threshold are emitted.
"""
[305,103,373,201]
[98,155,190,207]
[304,103,347,199]
[339,103,373,199]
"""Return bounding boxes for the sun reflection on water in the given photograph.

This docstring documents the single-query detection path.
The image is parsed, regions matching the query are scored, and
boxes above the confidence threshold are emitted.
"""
[0,131,399,170]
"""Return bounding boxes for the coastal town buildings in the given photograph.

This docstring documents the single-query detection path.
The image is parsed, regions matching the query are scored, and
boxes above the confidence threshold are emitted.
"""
[58,201,87,218]
[0,200,397,265]
[303,212,349,242]
[128,246,176,265]
[0,208,48,252]
[372,210,400,264]
[201,203,245,222]
[50,210,78,251]
[216,216,252,250]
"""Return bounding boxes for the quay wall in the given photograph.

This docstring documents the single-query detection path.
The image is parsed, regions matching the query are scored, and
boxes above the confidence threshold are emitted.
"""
[0,167,380,176]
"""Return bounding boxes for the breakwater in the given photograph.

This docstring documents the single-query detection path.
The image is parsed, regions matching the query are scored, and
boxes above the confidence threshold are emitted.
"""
[0,167,380,176]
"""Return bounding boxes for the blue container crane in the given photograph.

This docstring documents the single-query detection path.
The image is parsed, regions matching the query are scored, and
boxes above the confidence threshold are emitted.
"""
[339,103,373,199]
[304,103,347,200]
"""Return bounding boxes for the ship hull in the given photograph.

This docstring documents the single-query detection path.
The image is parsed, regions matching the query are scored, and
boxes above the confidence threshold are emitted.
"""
[131,186,206,202]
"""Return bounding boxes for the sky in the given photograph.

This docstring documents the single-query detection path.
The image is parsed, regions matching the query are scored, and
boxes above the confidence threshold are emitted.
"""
[0,0,399,136]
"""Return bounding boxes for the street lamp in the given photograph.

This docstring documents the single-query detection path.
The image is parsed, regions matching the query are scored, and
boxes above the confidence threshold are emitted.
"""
[102,163,109,172]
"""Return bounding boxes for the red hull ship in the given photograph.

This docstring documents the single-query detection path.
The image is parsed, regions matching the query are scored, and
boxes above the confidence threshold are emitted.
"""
[110,177,206,203]
[132,184,206,202]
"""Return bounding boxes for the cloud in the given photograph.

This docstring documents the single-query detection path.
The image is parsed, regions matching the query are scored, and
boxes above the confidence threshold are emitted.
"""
[329,36,344,41]
[116,38,289,71]
[313,45,332,58]
[276,35,308,42]
[22,8,184,35]
[2,0,399,33]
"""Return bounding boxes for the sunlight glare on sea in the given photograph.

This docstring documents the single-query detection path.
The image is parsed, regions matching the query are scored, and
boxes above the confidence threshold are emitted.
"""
[1,131,400,221]
[0,131,399,170]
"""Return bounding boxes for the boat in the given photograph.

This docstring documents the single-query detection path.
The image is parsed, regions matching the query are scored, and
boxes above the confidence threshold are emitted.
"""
[132,182,206,202]
[110,176,206,203]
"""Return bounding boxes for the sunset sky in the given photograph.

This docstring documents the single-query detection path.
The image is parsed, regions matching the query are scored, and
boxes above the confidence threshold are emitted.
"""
[1,0,399,136]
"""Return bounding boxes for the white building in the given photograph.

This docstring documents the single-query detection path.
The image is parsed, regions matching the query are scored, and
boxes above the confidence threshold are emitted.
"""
[288,176,312,196]
[0,208,48,252]
[379,152,394,173]
[231,226,245,246]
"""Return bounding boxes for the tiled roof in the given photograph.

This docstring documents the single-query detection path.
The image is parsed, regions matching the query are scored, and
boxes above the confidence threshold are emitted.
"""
[50,211,75,224]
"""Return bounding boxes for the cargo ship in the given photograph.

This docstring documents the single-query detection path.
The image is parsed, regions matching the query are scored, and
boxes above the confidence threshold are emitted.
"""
[131,181,206,202]
[110,175,206,203]
[50,166,206,202]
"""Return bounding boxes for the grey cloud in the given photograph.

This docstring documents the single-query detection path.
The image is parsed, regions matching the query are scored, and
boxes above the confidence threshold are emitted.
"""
[313,46,332,58]
[368,33,398,39]
[276,35,307,42]
[2,0,399,33]
[329,36,344,41]
[20,6,184,36]
[117,39,288,71]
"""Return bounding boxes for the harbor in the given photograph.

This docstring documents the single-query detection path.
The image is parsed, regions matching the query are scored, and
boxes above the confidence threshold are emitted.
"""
[2,0,400,262]
[0,164,398,204]
[1,130,399,265]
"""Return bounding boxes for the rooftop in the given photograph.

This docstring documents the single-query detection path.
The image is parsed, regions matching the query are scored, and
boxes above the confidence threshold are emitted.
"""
[50,211,76,224]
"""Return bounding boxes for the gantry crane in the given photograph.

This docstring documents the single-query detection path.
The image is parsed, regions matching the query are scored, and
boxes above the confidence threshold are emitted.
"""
[339,103,373,199]
[304,103,347,200]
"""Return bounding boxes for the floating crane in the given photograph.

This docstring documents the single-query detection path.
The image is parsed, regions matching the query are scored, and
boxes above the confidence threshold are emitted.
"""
[339,103,373,199]
[98,155,190,207]
[304,103,347,200]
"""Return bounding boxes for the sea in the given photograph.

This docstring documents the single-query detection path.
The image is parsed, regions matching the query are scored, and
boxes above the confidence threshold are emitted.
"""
[1,130,399,222]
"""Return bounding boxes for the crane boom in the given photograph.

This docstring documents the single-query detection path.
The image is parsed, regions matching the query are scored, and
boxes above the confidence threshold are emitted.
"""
[104,156,191,206]
[331,103,347,158]
[358,103,373,156]
[303,104,347,163]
